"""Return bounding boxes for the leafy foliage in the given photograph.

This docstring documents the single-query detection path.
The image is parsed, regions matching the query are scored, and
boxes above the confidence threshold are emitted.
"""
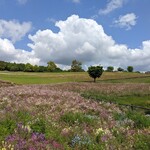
[117,67,124,72]
[47,61,57,72]
[127,66,134,72]
[107,66,114,72]
[87,65,103,82]
[71,60,84,72]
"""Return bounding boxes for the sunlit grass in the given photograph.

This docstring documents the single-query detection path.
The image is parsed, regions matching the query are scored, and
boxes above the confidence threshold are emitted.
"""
[0,71,150,84]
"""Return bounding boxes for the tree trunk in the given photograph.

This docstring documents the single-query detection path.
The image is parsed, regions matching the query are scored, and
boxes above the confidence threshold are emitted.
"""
[94,78,96,82]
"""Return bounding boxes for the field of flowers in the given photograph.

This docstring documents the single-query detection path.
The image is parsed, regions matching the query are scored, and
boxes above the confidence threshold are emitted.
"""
[0,81,150,149]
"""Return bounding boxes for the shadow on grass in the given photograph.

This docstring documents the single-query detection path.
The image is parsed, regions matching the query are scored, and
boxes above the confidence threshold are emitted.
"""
[82,75,150,83]
[101,75,150,83]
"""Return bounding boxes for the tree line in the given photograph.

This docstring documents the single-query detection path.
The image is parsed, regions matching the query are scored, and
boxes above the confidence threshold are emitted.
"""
[106,66,134,72]
[0,60,135,73]
[0,60,84,72]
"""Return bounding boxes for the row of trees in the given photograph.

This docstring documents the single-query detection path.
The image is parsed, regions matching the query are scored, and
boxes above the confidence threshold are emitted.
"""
[87,65,137,82]
[0,60,135,73]
[0,61,52,72]
[106,66,134,72]
[0,60,84,72]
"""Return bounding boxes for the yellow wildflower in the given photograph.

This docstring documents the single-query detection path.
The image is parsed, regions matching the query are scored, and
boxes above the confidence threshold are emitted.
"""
[96,128,104,135]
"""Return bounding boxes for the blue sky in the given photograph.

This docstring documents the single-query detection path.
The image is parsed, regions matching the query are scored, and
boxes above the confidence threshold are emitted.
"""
[0,0,150,71]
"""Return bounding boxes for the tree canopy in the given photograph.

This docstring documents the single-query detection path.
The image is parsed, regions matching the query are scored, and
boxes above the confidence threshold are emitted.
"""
[47,61,57,72]
[87,65,103,82]
[71,60,84,72]
[106,66,114,72]
[117,67,124,72]
[127,66,134,72]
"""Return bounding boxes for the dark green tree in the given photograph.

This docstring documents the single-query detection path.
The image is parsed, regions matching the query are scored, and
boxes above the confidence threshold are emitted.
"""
[47,61,57,72]
[117,67,124,72]
[127,66,134,72]
[87,65,103,82]
[71,60,83,72]
[106,66,114,72]
[55,67,63,72]
[24,63,34,72]
[17,63,25,71]
[0,61,7,71]
[39,66,47,72]
[33,65,39,72]
[9,63,19,71]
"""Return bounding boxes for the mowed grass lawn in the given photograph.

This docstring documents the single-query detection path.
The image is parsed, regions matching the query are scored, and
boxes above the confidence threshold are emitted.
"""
[0,71,150,84]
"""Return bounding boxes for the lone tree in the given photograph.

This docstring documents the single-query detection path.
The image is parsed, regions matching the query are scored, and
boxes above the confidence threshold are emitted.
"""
[117,67,124,72]
[87,65,103,82]
[127,66,134,72]
[107,66,114,72]
[47,61,57,72]
[71,60,83,72]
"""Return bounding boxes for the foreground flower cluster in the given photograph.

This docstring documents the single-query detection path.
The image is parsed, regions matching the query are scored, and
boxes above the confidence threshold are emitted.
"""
[0,82,150,149]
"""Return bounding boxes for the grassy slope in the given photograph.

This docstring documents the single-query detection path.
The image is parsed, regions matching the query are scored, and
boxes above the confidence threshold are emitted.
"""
[0,72,90,84]
[82,91,150,109]
[0,71,150,84]
[0,71,150,108]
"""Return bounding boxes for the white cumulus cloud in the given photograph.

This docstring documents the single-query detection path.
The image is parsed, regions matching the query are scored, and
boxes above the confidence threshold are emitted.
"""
[0,19,32,43]
[28,15,115,65]
[27,15,150,71]
[113,13,138,30]
[0,15,150,71]
[99,0,126,15]
[0,38,39,64]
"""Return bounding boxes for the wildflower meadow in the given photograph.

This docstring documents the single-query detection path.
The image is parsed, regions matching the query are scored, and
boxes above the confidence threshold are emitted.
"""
[0,79,150,149]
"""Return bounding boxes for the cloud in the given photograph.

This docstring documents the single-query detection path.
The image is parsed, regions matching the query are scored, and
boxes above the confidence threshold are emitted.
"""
[1,15,150,71]
[99,0,126,15]
[0,19,32,43]
[27,15,150,71]
[72,0,80,3]
[0,38,39,64]
[46,18,57,24]
[28,15,115,65]
[17,0,28,5]
[113,13,138,30]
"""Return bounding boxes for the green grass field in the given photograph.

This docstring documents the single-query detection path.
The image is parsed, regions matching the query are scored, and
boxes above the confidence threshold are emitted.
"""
[0,71,150,84]
[82,90,150,109]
